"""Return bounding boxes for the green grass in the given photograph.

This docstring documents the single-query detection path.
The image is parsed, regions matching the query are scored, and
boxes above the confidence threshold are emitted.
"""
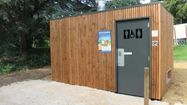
[0,48,50,74]
[174,45,187,61]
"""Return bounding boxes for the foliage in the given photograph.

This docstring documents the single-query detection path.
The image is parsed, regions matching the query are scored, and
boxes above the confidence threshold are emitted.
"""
[0,0,96,73]
[0,0,53,55]
[0,0,96,55]
[0,48,50,74]
[53,0,96,17]
[105,0,187,24]
[164,0,187,24]
[174,45,187,61]
[106,0,138,9]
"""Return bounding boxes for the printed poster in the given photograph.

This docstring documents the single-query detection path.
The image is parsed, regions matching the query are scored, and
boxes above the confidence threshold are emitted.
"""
[98,30,111,53]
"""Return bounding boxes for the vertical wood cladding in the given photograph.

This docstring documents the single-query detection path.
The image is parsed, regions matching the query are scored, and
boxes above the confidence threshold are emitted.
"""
[50,3,173,99]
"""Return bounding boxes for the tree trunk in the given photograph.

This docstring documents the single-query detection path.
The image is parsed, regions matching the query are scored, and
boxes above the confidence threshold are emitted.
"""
[19,33,31,54]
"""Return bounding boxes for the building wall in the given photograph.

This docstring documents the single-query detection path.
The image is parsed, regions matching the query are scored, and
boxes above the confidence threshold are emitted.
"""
[159,5,174,98]
[50,3,173,99]
[174,24,187,39]
[173,23,187,45]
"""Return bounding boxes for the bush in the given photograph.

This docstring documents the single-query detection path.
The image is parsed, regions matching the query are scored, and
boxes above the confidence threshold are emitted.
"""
[0,48,50,74]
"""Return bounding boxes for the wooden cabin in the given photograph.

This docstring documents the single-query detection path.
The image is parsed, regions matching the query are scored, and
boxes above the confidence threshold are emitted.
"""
[50,3,173,100]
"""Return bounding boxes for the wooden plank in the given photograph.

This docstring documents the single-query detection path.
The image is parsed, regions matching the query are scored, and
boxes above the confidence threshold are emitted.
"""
[90,13,98,89]
[60,18,70,83]
[97,12,106,90]
[50,20,56,80]
[105,11,115,91]
[87,14,92,87]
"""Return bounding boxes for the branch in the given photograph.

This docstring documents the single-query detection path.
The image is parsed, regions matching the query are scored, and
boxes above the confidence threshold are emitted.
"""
[30,0,50,17]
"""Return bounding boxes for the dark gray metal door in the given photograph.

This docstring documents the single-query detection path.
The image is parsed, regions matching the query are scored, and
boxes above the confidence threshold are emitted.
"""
[116,18,150,97]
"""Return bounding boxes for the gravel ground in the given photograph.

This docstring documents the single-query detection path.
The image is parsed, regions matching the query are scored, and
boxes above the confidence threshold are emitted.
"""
[162,62,187,105]
[0,67,51,87]
[0,62,186,105]
[0,80,170,105]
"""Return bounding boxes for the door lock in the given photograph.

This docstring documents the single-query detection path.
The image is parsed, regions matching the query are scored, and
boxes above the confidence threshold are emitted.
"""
[118,48,133,67]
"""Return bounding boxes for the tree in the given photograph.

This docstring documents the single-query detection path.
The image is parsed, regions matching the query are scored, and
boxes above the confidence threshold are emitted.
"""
[0,0,53,54]
[164,0,187,24]
[0,0,96,55]
[106,0,138,9]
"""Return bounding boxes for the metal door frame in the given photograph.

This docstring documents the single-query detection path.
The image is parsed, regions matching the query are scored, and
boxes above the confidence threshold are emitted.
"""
[115,17,152,96]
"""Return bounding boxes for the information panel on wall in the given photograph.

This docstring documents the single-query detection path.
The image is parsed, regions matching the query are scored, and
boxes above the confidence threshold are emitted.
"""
[98,30,111,53]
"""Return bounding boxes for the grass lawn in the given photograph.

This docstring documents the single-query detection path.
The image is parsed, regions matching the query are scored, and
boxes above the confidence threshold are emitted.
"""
[174,45,187,61]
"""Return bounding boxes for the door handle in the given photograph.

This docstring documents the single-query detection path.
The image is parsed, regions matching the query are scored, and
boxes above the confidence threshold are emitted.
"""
[123,51,132,67]
[124,52,132,55]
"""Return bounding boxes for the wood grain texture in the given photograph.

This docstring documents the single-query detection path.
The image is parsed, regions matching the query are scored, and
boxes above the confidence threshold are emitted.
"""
[50,3,173,100]
[158,5,174,99]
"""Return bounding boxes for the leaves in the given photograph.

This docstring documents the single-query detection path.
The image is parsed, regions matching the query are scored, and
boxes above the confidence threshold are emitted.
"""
[106,0,138,9]
[0,0,97,55]
[164,0,187,23]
